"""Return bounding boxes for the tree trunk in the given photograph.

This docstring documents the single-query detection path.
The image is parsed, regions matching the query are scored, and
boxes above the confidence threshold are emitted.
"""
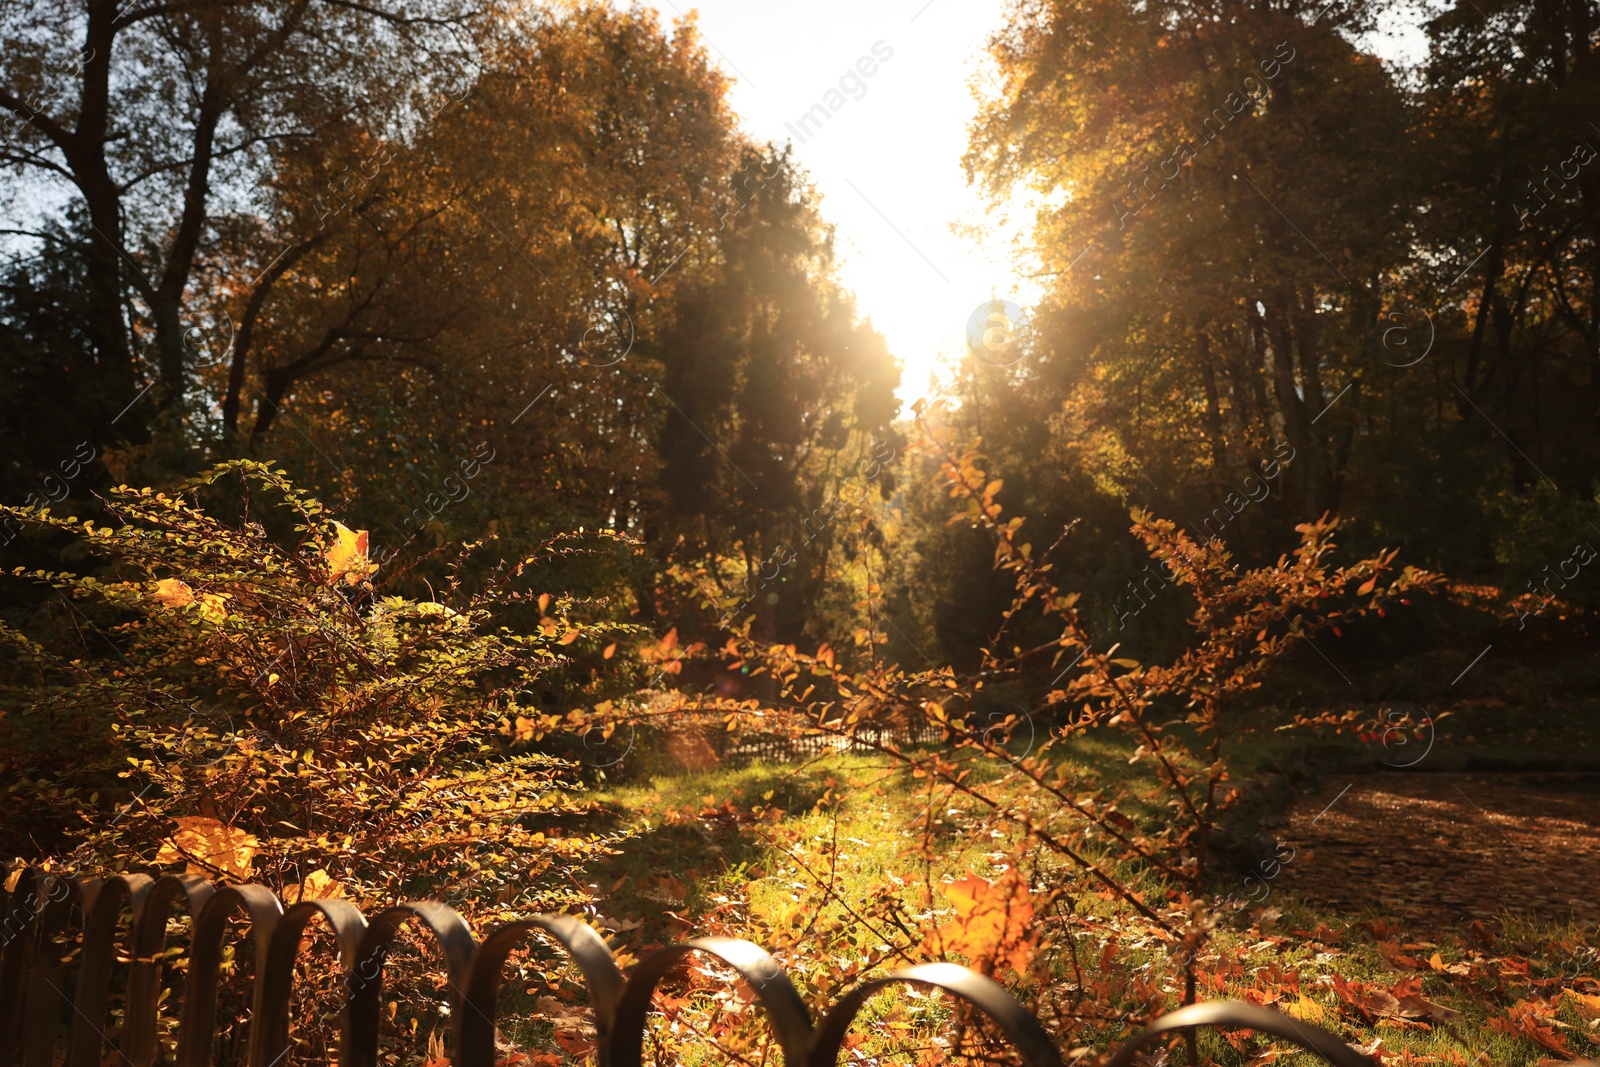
[75,0,144,440]
[1264,297,1312,513]
[1196,327,1228,480]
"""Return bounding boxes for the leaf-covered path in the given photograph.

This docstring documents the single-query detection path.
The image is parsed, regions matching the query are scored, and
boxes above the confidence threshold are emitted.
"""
[1274,773,1600,929]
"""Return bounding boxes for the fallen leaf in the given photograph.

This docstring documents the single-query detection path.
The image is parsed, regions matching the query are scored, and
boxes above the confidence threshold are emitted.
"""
[1394,990,1464,1024]
[643,875,686,903]
[1376,941,1427,970]
[1308,924,1345,945]
[423,1029,449,1067]
[1358,919,1405,942]
[1284,994,1329,1025]
[1333,975,1401,1021]
[1348,1036,1394,1064]
[1488,1004,1575,1058]
[1562,989,1600,1022]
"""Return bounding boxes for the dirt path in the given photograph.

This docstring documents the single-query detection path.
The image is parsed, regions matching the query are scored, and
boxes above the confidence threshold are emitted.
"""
[1270,772,1600,929]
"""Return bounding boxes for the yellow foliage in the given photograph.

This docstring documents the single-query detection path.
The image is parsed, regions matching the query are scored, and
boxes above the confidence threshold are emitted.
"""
[155,816,261,880]
[296,868,346,901]
[324,521,376,585]
[1285,994,1329,1025]
[928,871,1037,976]
[151,578,194,607]
[150,578,227,622]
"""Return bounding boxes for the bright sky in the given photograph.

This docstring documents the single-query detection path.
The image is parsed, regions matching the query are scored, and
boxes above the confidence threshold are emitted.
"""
[645,0,1033,408]
[643,0,1432,412]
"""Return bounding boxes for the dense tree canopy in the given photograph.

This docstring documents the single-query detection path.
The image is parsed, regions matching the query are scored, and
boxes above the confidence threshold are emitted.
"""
[1,1,899,648]
[3,0,1596,662]
[876,0,1600,663]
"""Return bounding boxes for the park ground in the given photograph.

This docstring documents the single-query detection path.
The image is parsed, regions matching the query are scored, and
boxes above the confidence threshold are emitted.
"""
[492,678,1600,1067]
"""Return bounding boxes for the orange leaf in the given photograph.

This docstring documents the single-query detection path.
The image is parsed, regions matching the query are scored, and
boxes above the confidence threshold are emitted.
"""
[155,817,260,880]
[324,522,376,585]
[1488,1004,1575,1058]
[1332,975,1402,1021]
[1562,989,1600,1022]
[1375,940,1426,969]
[928,872,1036,976]
[1348,1037,1394,1064]
[151,578,194,607]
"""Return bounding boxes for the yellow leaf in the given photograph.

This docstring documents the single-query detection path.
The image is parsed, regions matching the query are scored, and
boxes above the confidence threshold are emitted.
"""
[928,872,1036,976]
[197,592,229,624]
[1285,994,1327,1024]
[151,578,194,607]
[154,817,260,881]
[324,522,376,586]
[1565,989,1600,1021]
[297,869,345,901]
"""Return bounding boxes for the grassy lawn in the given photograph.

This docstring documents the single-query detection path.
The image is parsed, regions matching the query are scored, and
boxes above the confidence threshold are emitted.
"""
[493,725,1600,1067]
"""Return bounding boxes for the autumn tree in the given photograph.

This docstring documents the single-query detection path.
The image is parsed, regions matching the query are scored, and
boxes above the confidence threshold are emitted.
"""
[113,7,890,646]
[968,0,1414,528]
[0,0,494,455]
[639,145,900,643]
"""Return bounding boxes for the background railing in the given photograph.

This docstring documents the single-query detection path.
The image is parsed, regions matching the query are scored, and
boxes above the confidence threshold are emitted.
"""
[0,867,1376,1067]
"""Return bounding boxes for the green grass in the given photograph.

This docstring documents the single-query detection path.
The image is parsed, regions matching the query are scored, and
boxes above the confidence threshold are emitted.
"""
[493,731,1600,1067]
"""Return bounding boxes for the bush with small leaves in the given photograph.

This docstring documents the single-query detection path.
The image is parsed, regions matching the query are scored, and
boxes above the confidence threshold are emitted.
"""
[0,460,640,911]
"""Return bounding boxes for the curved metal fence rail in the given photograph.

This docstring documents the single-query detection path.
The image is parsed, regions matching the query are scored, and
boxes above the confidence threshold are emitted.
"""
[0,867,1377,1067]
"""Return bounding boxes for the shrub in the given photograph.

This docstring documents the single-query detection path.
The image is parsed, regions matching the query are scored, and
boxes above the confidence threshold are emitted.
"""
[675,405,1438,1053]
[0,460,634,909]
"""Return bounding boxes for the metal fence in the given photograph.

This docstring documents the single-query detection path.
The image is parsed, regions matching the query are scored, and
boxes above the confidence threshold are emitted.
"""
[0,867,1375,1067]
[721,722,949,765]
